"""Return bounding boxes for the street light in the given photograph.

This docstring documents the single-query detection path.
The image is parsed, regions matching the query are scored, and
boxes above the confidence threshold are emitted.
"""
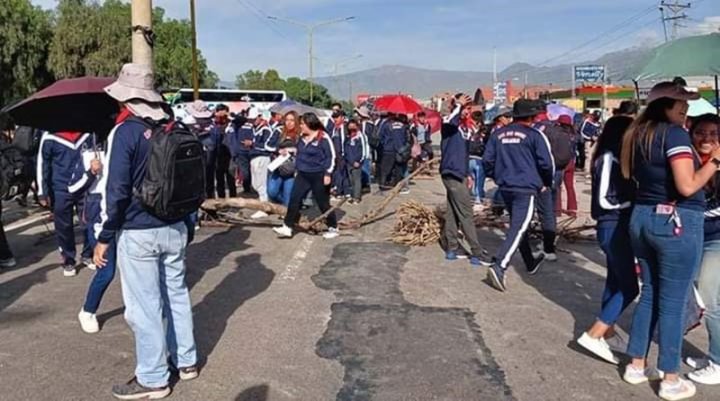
[267,15,355,103]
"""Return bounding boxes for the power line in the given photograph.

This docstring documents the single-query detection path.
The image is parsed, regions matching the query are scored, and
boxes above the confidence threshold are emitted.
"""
[234,0,289,39]
[660,1,691,40]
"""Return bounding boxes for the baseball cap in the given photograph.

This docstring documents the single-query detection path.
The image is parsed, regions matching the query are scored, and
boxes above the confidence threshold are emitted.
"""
[647,81,701,104]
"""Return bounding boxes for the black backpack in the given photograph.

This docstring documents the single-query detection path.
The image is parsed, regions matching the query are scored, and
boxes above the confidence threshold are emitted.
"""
[537,121,574,170]
[12,126,42,156]
[0,144,27,200]
[133,118,206,221]
[368,120,383,149]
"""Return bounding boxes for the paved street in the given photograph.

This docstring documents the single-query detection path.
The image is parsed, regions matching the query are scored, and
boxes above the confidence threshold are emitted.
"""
[0,175,715,401]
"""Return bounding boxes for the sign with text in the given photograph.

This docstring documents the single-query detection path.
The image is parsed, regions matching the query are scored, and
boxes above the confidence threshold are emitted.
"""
[493,82,508,104]
[574,65,606,83]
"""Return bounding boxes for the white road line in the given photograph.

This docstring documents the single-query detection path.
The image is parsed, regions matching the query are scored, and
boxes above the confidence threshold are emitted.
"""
[5,212,51,232]
[280,236,315,281]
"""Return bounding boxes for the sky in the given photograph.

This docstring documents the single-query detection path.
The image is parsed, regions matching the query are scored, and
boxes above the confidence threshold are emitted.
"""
[32,0,720,82]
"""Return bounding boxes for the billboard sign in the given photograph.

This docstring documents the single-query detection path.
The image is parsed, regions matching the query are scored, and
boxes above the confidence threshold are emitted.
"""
[574,65,606,83]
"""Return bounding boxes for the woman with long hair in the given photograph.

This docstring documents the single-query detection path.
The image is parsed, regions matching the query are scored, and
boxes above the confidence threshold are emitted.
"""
[576,113,638,363]
[620,82,720,400]
[273,113,338,239]
[267,111,299,206]
[688,114,720,386]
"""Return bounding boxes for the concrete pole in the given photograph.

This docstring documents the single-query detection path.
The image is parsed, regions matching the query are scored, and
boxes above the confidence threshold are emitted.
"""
[131,0,153,67]
[190,0,200,100]
[309,28,314,103]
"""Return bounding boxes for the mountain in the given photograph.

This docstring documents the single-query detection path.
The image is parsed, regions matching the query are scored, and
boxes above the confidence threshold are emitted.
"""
[316,46,657,100]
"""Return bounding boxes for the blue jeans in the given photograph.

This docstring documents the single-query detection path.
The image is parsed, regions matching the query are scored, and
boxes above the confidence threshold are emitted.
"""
[267,172,295,207]
[361,159,371,187]
[698,239,720,365]
[117,223,197,388]
[626,205,704,373]
[596,220,639,325]
[469,158,485,202]
[82,195,116,314]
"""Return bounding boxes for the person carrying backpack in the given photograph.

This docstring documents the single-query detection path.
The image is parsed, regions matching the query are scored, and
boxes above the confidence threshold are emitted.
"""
[533,110,573,261]
[96,64,200,400]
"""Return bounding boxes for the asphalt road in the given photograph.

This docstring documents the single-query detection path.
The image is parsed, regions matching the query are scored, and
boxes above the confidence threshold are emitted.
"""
[0,175,715,401]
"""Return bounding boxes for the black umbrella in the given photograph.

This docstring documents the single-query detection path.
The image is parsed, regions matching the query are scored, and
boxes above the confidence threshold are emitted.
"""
[1,77,119,135]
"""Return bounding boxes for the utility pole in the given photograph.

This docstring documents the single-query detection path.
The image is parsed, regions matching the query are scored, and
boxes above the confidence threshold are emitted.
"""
[523,71,528,99]
[267,15,355,103]
[190,0,200,100]
[660,1,691,40]
[130,0,153,67]
[659,6,669,42]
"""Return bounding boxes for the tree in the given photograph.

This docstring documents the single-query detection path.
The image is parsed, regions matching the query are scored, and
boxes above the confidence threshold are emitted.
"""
[235,70,269,90]
[0,0,53,108]
[237,70,335,108]
[49,0,218,88]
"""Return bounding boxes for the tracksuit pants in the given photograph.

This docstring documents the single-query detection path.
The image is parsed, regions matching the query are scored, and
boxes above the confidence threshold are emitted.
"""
[204,150,217,199]
[215,145,237,198]
[235,153,252,194]
[0,201,13,261]
[53,191,91,266]
[82,194,116,314]
[380,153,404,190]
[495,190,536,270]
[284,171,337,229]
[535,171,563,253]
[250,156,271,202]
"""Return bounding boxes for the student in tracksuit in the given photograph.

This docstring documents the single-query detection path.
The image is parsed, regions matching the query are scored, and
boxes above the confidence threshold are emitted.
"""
[249,109,280,217]
[37,131,93,277]
[228,115,256,194]
[67,136,114,334]
[330,112,349,197]
[440,95,487,266]
[379,115,409,190]
[483,99,554,292]
[532,112,564,261]
[356,108,374,190]
[344,119,366,203]
[576,115,638,364]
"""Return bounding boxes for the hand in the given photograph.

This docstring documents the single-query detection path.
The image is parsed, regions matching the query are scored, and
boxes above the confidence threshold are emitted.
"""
[323,175,331,186]
[90,159,102,175]
[279,149,288,156]
[711,145,720,161]
[458,94,473,107]
[466,177,474,190]
[243,139,253,147]
[38,198,49,208]
[93,242,109,268]
[540,186,549,193]
[353,162,361,168]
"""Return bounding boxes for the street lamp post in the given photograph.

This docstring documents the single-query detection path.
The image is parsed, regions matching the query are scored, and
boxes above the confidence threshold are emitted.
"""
[267,15,355,103]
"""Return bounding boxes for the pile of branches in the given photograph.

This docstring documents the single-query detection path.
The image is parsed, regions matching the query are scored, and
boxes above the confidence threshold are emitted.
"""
[391,200,442,246]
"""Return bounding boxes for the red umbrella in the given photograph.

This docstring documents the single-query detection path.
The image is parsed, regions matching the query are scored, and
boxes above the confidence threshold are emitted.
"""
[374,94,423,115]
[1,77,119,133]
[422,108,442,134]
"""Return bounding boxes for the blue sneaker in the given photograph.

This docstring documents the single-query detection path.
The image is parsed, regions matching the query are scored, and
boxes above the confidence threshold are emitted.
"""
[470,255,493,268]
[487,264,507,292]
[446,251,468,261]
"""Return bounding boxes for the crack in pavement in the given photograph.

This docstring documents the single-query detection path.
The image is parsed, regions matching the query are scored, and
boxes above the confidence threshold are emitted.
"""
[313,242,515,401]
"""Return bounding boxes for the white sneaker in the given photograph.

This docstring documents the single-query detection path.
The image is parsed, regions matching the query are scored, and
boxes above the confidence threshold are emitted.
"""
[63,264,77,277]
[577,332,619,364]
[272,225,293,238]
[659,378,696,400]
[0,257,17,268]
[532,251,558,262]
[689,360,720,385]
[623,364,663,385]
[250,211,269,219]
[323,227,340,239]
[686,356,707,370]
[78,309,99,334]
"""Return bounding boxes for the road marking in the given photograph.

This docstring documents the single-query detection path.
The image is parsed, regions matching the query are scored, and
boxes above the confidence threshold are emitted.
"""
[280,236,315,281]
[5,212,51,232]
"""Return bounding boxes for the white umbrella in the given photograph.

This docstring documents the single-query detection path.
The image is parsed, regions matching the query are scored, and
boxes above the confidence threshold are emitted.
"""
[688,98,717,117]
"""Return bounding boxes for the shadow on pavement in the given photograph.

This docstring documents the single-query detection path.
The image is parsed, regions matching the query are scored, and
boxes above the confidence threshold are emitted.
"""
[234,384,269,401]
[193,251,274,365]
[0,264,56,315]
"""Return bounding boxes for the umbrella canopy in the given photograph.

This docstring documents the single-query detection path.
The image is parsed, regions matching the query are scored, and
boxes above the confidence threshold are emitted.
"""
[547,103,576,120]
[421,108,442,133]
[1,77,119,133]
[374,94,423,115]
[688,98,718,117]
[269,99,322,116]
[635,33,720,81]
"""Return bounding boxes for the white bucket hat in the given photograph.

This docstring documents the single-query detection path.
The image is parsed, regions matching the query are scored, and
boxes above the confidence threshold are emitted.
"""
[105,63,168,121]
[186,100,212,119]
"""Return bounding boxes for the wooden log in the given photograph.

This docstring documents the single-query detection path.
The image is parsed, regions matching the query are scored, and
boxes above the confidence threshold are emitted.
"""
[202,198,288,216]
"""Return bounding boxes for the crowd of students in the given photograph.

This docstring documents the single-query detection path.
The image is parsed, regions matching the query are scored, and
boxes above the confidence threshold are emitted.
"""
[438,82,720,400]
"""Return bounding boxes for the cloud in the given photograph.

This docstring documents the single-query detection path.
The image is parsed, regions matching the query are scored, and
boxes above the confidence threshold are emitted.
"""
[686,16,720,35]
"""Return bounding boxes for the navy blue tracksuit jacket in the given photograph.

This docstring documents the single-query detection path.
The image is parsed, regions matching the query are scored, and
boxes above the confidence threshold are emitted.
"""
[380,121,408,155]
[440,105,470,181]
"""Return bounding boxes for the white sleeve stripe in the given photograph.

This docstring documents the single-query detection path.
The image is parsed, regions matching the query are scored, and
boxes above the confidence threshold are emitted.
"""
[68,173,89,194]
[443,105,461,124]
[598,152,630,210]
[666,146,693,157]
[536,129,556,184]
[325,136,336,174]
[36,134,49,196]
[98,125,119,237]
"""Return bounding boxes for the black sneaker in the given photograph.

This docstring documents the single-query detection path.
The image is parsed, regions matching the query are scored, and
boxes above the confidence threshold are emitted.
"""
[527,253,546,276]
[111,377,171,400]
[168,362,199,381]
